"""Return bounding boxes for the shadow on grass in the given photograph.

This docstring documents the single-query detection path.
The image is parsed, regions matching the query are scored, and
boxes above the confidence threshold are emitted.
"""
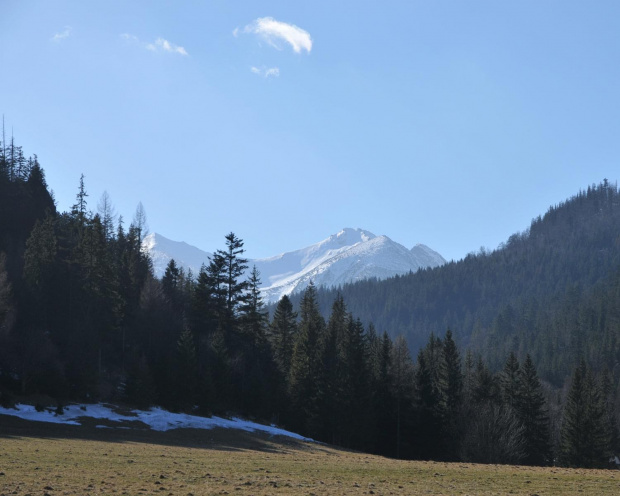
[0,413,313,454]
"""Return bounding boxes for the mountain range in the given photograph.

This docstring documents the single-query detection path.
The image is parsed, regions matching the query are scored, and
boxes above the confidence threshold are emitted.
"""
[142,228,446,303]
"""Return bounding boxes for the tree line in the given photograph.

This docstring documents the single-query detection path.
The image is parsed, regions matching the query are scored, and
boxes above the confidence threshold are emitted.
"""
[0,135,618,468]
[299,181,620,387]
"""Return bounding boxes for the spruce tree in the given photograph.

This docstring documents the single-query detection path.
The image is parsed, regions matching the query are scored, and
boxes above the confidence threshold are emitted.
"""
[174,328,198,412]
[97,191,116,242]
[560,361,609,467]
[269,294,297,378]
[372,331,395,456]
[500,352,521,408]
[516,355,552,466]
[442,329,463,459]
[414,348,446,460]
[319,295,347,443]
[162,259,182,315]
[288,283,326,436]
[391,334,414,458]
[239,265,268,346]
[220,232,249,316]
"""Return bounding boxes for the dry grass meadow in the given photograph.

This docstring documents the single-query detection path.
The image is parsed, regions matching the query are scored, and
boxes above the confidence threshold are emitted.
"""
[1,415,620,495]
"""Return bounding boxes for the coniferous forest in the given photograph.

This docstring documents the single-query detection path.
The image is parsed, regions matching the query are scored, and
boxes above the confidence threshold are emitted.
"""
[1,135,619,468]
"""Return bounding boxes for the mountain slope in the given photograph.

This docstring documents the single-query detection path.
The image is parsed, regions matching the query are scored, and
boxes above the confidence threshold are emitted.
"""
[255,229,445,303]
[143,233,213,278]
[304,181,620,384]
[143,228,446,302]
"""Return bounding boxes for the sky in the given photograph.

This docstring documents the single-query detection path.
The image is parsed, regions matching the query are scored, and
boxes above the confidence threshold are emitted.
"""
[2,1,620,262]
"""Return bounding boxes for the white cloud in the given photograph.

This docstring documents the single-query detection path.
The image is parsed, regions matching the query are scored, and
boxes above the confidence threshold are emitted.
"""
[242,17,312,54]
[232,27,240,38]
[153,37,188,56]
[51,26,72,42]
[250,66,280,78]
[121,34,188,56]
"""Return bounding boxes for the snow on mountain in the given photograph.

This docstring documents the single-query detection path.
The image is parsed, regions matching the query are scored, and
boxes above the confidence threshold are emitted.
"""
[142,228,446,303]
[255,229,445,303]
[143,232,213,278]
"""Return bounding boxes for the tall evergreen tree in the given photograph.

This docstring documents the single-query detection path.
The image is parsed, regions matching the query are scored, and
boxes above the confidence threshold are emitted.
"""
[560,361,610,467]
[71,174,89,232]
[318,295,347,443]
[97,191,116,242]
[211,232,248,336]
[414,347,446,460]
[442,329,463,459]
[269,294,297,378]
[288,283,326,436]
[391,334,414,458]
[516,355,552,466]
[500,352,521,408]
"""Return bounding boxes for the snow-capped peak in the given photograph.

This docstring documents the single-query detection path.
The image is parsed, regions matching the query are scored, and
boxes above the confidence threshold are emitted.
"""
[142,229,446,304]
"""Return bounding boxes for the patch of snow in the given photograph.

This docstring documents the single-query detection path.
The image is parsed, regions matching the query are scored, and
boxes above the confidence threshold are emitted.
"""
[0,404,312,441]
[0,404,80,425]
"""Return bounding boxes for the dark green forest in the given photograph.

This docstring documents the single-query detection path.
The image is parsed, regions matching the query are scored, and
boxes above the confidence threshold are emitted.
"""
[1,134,619,468]
[302,180,620,386]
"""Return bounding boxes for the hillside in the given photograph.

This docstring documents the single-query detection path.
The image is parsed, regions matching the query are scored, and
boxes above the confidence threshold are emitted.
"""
[305,180,620,384]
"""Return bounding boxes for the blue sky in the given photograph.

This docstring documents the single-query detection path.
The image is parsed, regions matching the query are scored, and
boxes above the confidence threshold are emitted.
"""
[2,1,620,261]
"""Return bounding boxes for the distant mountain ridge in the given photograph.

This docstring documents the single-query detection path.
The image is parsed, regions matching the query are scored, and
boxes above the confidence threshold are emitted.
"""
[143,228,446,303]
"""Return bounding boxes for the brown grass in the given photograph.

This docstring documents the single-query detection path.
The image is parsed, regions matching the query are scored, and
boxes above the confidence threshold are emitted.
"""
[1,415,619,495]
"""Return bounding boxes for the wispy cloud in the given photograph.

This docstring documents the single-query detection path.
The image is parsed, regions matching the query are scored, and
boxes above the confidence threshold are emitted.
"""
[241,17,312,54]
[146,38,188,56]
[51,26,72,42]
[250,66,280,78]
[121,34,188,56]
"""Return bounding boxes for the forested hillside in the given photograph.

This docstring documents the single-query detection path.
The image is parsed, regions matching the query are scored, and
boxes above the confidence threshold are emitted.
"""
[1,135,619,468]
[302,181,620,385]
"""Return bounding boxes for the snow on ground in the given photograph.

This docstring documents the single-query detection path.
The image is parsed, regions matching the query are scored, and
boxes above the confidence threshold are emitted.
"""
[0,404,313,441]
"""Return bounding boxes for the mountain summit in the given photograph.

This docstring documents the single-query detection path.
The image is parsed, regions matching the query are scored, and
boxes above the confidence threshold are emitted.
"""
[143,228,446,303]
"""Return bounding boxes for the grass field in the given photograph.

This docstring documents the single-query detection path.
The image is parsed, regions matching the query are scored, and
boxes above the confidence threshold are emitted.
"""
[1,416,619,495]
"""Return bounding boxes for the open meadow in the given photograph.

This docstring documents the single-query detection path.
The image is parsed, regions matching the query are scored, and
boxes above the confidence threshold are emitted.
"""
[1,416,620,496]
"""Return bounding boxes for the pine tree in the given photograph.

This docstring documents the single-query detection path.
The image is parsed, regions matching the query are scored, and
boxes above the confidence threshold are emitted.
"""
[269,294,297,378]
[600,368,620,457]
[442,329,463,459]
[318,295,347,443]
[560,361,609,467]
[372,331,395,456]
[516,355,552,466]
[0,252,14,335]
[239,265,268,346]
[443,330,463,418]
[237,265,272,416]
[174,328,198,412]
[211,232,249,337]
[132,202,148,244]
[23,215,57,293]
[97,191,116,241]
[500,352,521,408]
[414,348,445,460]
[391,334,414,458]
[340,316,370,449]
[71,174,89,231]
[162,259,181,313]
[288,283,326,436]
